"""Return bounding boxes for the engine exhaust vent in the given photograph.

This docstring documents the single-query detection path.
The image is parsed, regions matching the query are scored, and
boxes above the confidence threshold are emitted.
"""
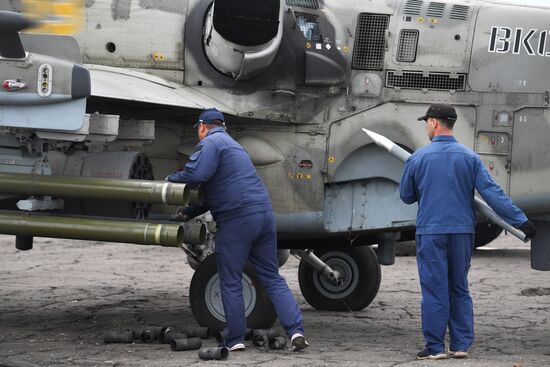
[403,0,423,16]
[385,70,466,91]
[285,0,319,9]
[450,4,469,20]
[213,0,280,46]
[352,13,389,71]
[426,2,445,18]
[396,30,419,62]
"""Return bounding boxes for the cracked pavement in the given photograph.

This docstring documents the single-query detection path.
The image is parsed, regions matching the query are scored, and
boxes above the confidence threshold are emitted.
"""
[0,234,549,366]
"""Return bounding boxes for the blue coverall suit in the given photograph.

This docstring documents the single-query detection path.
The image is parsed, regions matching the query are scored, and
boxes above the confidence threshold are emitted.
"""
[167,127,304,347]
[399,135,527,354]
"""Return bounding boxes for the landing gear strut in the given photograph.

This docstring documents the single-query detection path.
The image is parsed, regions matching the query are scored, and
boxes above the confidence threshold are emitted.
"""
[295,246,381,311]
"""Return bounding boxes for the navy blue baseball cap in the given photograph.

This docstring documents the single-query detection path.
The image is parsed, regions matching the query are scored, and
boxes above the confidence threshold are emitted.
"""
[193,108,225,128]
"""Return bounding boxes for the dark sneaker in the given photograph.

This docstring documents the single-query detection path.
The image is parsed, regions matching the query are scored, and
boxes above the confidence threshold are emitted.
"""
[291,333,309,352]
[416,349,447,360]
[229,343,245,351]
[448,349,468,359]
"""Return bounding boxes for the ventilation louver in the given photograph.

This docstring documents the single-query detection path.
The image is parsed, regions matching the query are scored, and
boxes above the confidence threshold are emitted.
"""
[286,0,319,9]
[426,2,445,18]
[397,30,419,62]
[404,0,423,16]
[386,71,466,91]
[352,14,390,70]
[450,4,469,20]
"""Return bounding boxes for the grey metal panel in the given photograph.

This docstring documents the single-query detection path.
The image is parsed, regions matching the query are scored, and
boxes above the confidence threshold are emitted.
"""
[275,211,324,234]
[510,107,550,214]
[0,99,86,131]
[469,3,550,93]
[479,155,510,193]
[21,34,82,64]
[389,0,474,70]
[88,65,237,113]
[75,0,187,70]
[324,179,417,232]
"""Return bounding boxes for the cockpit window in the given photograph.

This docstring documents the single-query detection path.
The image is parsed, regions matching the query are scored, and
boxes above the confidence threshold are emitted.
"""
[286,0,319,10]
[295,12,321,42]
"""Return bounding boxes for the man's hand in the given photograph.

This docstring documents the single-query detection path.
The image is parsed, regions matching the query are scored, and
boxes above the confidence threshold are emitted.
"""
[519,220,537,240]
[169,206,191,222]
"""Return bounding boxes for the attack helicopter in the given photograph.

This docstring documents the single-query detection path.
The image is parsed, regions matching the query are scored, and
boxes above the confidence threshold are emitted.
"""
[1,0,549,330]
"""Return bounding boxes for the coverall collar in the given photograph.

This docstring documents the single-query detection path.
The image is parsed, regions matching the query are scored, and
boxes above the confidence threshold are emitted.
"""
[205,126,227,137]
[432,135,457,143]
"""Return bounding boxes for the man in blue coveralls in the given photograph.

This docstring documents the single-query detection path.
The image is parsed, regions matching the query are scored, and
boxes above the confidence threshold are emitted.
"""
[166,108,308,352]
[400,104,536,360]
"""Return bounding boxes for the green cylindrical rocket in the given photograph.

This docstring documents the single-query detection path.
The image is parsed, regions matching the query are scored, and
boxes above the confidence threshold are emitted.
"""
[0,172,192,205]
[0,210,183,247]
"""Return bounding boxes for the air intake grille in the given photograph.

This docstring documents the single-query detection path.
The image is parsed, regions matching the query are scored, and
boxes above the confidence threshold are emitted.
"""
[426,2,445,17]
[450,4,469,20]
[386,71,466,91]
[286,0,319,9]
[352,14,389,70]
[397,30,419,62]
[404,0,423,15]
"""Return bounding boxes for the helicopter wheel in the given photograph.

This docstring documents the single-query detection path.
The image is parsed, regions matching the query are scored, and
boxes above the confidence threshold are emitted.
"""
[298,246,381,311]
[474,222,503,248]
[189,254,277,331]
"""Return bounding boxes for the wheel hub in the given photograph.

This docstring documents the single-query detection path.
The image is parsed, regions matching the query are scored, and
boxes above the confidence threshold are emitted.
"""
[204,273,257,322]
[313,251,359,300]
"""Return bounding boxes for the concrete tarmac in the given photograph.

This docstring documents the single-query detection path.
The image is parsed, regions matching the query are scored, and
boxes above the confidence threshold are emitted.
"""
[0,234,549,366]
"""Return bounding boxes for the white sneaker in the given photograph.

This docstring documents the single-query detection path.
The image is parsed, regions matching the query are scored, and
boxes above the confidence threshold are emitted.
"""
[448,349,468,359]
[290,333,309,351]
[229,343,245,351]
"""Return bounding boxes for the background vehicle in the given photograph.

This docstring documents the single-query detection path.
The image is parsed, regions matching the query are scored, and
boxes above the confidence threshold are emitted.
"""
[1,0,549,329]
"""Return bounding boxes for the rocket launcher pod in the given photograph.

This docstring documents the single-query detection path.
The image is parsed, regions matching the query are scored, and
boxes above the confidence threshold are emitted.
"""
[170,337,202,351]
[182,221,207,245]
[0,172,194,206]
[362,129,528,242]
[198,347,229,360]
[0,210,183,247]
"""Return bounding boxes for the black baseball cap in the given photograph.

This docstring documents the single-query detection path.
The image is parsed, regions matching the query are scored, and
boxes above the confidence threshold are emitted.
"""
[417,104,457,122]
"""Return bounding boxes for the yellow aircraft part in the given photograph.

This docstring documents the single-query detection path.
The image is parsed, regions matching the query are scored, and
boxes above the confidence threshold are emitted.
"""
[21,0,84,35]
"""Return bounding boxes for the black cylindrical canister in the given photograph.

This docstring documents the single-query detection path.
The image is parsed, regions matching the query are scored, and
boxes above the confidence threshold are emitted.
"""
[198,347,229,360]
[171,337,202,351]
[104,331,134,344]
[268,336,287,350]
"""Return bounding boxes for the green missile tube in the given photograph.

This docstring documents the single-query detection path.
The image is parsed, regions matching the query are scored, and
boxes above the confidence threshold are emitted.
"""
[0,172,192,205]
[0,210,183,247]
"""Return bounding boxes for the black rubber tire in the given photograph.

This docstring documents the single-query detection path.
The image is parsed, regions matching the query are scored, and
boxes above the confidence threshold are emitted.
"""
[189,254,277,331]
[298,246,381,311]
[474,222,503,248]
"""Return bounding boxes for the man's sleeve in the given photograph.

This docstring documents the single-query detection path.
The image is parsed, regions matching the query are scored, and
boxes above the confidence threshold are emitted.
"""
[400,157,418,204]
[166,140,220,187]
[474,155,527,226]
